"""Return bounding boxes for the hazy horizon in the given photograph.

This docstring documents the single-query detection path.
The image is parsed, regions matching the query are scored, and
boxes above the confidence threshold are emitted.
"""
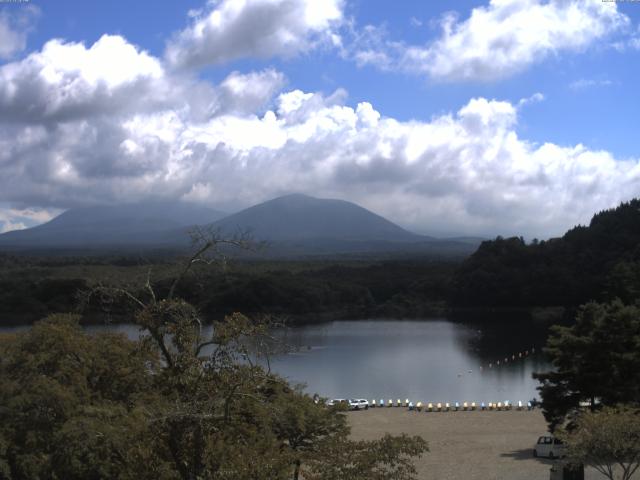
[0,193,592,241]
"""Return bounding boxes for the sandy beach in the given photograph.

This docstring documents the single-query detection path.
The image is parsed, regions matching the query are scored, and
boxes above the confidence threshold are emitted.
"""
[347,408,603,480]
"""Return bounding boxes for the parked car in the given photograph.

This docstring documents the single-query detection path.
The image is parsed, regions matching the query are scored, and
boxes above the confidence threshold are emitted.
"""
[534,435,566,459]
[326,398,347,407]
[348,399,369,410]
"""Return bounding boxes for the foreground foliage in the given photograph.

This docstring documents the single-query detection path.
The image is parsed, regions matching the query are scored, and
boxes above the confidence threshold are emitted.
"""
[559,406,640,480]
[0,309,427,479]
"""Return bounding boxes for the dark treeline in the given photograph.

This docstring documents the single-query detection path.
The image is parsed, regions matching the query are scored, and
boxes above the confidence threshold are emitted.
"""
[451,199,640,309]
[0,256,456,325]
[166,261,454,321]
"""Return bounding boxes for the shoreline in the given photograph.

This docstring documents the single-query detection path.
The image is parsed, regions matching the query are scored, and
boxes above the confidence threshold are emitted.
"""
[0,304,566,328]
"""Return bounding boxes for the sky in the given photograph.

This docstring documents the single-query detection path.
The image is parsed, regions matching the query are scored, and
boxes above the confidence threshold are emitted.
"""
[0,0,639,238]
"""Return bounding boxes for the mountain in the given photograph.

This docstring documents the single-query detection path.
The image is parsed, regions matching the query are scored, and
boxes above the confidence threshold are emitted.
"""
[211,194,424,243]
[0,201,225,249]
[0,194,480,257]
[206,194,479,257]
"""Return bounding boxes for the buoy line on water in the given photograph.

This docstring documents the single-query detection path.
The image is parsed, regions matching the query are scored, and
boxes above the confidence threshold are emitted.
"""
[478,346,538,372]
[326,345,544,413]
[448,345,540,379]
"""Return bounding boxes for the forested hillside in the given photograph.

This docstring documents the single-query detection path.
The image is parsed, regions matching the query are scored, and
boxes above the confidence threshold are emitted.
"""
[451,199,640,308]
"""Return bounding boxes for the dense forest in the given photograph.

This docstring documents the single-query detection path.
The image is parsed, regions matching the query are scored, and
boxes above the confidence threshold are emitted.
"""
[451,199,640,309]
[0,256,455,325]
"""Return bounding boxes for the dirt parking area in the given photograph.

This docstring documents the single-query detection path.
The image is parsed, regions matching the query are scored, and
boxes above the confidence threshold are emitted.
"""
[347,408,604,480]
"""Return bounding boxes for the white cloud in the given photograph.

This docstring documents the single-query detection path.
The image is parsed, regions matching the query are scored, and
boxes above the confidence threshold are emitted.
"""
[0,34,286,123]
[610,24,640,51]
[517,92,545,108]
[165,0,344,69]
[0,36,287,203]
[569,78,615,90]
[216,69,286,114]
[0,34,169,123]
[352,0,629,82]
[1,29,639,238]
[0,5,39,60]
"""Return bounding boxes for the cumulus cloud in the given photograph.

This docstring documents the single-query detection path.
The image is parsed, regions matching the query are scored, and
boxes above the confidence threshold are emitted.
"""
[0,5,39,60]
[0,34,168,124]
[216,69,286,115]
[165,0,344,69]
[0,35,287,203]
[352,0,628,82]
[1,29,639,238]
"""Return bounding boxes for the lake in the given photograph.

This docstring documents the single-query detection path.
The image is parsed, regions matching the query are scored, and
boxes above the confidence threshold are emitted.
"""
[267,319,550,404]
[2,318,550,404]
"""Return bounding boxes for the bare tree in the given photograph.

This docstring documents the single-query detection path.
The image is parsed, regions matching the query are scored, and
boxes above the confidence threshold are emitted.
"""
[77,227,274,368]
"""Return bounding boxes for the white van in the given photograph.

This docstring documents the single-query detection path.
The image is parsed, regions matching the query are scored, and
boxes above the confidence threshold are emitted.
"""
[534,435,566,459]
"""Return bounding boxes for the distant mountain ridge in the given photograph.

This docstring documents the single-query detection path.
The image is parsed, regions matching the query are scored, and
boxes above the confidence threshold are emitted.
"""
[0,194,481,257]
[0,201,226,248]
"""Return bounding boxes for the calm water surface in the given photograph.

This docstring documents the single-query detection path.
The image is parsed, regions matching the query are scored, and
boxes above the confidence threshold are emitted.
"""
[2,319,550,404]
[267,320,549,404]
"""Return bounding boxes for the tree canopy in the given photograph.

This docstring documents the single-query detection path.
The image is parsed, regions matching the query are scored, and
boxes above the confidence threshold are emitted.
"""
[534,301,640,431]
[451,199,640,308]
[558,406,640,480]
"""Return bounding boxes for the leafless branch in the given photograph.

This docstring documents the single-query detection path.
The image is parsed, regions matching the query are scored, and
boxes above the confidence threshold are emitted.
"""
[79,284,146,312]
[145,267,157,305]
[167,226,261,301]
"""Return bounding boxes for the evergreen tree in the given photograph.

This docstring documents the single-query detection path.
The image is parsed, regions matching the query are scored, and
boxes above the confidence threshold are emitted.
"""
[535,301,640,430]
